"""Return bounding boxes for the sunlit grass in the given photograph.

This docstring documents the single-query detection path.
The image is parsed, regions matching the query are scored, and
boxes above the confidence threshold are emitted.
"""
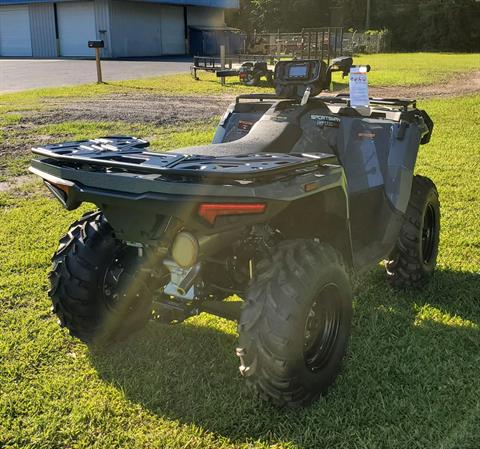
[36,119,217,151]
[351,52,480,86]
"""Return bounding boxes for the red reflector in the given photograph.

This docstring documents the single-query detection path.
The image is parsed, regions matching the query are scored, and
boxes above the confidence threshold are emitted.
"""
[50,182,71,195]
[198,203,266,225]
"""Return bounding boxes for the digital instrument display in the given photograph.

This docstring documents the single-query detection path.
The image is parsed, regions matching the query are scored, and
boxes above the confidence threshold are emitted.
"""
[288,65,308,78]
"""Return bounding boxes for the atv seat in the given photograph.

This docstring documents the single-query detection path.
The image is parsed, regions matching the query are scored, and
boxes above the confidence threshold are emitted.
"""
[181,119,302,157]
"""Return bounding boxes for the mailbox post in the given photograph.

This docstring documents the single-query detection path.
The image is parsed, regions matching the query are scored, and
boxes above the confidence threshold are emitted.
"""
[220,45,226,86]
[88,40,105,84]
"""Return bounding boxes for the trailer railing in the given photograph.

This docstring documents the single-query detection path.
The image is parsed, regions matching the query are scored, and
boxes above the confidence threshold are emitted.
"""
[191,54,279,80]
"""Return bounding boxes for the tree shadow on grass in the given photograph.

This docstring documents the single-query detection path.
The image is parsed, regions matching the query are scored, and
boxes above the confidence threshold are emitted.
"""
[90,268,480,448]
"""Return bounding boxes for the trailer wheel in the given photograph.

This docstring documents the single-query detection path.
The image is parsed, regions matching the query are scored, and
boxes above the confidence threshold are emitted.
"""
[49,211,152,344]
[266,71,274,87]
[236,240,353,407]
[386,175,440,289]
[245,74,260,86]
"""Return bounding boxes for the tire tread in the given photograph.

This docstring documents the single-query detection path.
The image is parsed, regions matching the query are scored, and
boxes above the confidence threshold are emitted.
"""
[237,240,352,407]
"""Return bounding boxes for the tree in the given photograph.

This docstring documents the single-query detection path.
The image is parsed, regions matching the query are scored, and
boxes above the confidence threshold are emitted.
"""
[226,0,480,51]
[226,0,331,33]
[370,0,480,51]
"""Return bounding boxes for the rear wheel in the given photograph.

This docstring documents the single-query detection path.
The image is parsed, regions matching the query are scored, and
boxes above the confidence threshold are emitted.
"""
[49,211,153,344]
[386,175,440,289]
[236,240,353,407]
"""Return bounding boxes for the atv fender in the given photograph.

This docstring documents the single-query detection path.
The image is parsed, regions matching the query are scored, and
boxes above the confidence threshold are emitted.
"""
[272,183,354,270]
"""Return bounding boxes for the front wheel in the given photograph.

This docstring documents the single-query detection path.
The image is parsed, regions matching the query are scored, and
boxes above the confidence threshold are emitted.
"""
[386,175,441,289]
[236,240,353,407]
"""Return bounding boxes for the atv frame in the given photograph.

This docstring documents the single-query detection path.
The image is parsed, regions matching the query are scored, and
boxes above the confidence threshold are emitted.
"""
[30,59,439,407]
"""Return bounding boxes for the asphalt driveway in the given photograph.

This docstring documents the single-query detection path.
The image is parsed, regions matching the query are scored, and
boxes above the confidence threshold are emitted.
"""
[0,57,192,93]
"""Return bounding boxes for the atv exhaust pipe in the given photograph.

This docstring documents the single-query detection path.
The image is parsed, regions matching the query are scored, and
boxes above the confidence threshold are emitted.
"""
[163,259,201,299]
[165,228,243,300]
[171,229,243,269]
[176,263,201,296]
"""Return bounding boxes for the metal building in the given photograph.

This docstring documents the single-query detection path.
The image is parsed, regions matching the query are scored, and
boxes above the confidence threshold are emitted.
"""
[0,0,239,58]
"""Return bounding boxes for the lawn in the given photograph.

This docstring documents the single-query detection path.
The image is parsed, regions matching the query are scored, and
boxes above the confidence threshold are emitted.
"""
[0,53,478,116]
[1,56,480,448]
[353,52,480,87]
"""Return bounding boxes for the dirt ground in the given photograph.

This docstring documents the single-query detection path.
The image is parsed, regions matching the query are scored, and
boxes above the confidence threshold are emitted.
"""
[0,95,231,162]
[360,70,480,100]
[30,94,232,127]
[22,70,480,129]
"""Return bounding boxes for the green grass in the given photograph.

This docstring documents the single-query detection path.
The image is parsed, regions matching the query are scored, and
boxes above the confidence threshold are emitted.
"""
[0,120,217,182]
[1,93,479,448]
[0,53,478,114]
[36,120,217,151]
[0,74,272,115]
[351,52,480,87]
[0,155,32,182]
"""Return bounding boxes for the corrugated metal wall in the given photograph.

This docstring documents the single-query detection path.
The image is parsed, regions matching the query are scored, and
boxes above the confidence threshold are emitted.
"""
[4,0,230,58]
[29,3,57,58]
[27,0,114,58]
[94,0,112,57]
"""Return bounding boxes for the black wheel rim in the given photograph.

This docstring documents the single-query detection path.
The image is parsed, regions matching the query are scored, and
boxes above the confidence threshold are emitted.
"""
[304,284,342,372]
[422,203,437,264]
[102,247,139,313]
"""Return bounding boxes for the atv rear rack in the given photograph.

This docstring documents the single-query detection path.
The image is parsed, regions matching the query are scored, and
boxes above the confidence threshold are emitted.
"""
[32,137,338,183]
[235,93,417,112]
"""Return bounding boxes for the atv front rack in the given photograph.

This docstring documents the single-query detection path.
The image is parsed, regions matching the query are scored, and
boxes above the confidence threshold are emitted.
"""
[32,137,338,183]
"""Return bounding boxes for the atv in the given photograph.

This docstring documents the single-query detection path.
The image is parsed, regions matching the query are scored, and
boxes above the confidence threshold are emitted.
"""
[30,57,439,407]
[216,60,274,87]
[237,61,274,86]
[218,55,353,88]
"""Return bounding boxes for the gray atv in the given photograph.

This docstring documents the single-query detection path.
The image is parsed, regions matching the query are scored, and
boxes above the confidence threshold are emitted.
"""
[30,57,439,407]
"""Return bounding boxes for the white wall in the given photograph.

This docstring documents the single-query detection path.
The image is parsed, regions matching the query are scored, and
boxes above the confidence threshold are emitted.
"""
[0,6,33,56]
[57,1,97,57]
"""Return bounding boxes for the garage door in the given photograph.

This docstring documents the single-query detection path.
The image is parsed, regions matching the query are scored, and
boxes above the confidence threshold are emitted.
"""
[161,5,185,55]
[57,2,96,57]
[0,6,32,57]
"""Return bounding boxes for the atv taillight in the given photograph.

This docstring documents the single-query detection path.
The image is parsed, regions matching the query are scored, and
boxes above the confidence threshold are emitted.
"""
[44,181,71,206]
[198,203,266,225]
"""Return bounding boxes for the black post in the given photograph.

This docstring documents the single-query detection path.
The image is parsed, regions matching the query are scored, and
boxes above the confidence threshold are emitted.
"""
[301,29,305,59]
[340,27,344,55]
[321,30,325,61]
[308,30,312,59]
